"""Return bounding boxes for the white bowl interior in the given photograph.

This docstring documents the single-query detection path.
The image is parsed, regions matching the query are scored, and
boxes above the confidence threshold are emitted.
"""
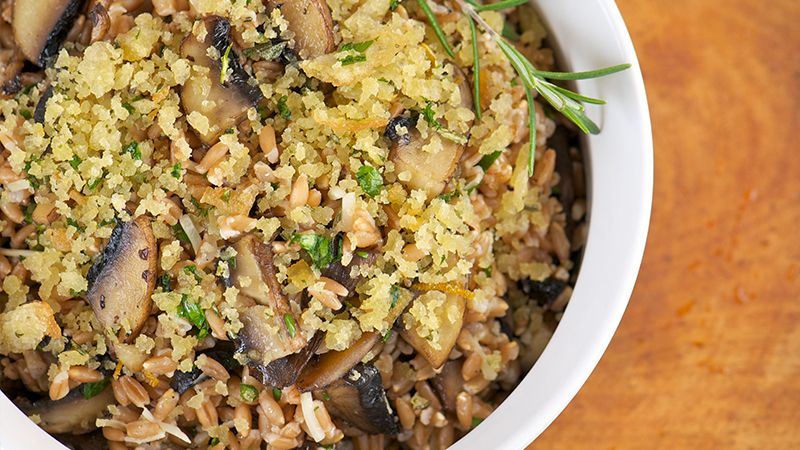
[450,0,652,448]
[0,1,652,448]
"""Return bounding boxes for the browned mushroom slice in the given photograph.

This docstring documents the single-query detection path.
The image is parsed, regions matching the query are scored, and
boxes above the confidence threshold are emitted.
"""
[253,331,322,387]
[180,16,263,144]
[315,363,399,435]
[13,0,86,66]
[296,331,379,392]
[267,0,334,59]
[297,287,413,391]
[86,216,156,343]
[400,292,465,369]
[430,359,463,413]
[388,65,474,198]
[237,305,306,369]
[231,234,286,311]
[18,387,114,434]
[319,249,377,294]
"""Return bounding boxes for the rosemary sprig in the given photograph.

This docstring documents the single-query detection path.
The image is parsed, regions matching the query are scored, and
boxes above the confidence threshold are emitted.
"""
[468,16,481,120]
[415,0,630,176]
[416,0,456,58]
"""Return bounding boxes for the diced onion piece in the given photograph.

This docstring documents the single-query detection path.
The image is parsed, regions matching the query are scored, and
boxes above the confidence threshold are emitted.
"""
[300,391,326,442]
[6,179,31,192]
[179,214,201,255]
[340,192,355,231]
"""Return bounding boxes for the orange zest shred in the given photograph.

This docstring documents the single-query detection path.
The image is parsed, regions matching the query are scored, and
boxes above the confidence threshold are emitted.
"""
[112,362,123,380]
[411,282,475,300]
[143,370,159,388]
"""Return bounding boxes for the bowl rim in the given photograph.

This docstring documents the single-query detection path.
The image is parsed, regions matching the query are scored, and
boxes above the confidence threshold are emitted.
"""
[449,0,653,448]
[0,0,652,448]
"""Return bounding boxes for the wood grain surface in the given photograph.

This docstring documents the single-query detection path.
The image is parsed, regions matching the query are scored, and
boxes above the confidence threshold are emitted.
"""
[529,1,800,449]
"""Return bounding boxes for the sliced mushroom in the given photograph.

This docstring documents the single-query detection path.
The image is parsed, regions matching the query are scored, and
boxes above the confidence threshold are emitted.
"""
[430,359,462,413]
[319,249,377,295]
[231,234,287,311]
[388,65,474,198]
[34,85,54,124]
[252,331,322,387]
[13,0,87,66]
[231,234,307,369]
[180,16,263,144]
[266,0,334,59]
[400,292,465,369]
[170,341,240,394]
[315,363,399,435]
[17,387,114,434]
[297,331,379,392]
[0,50,24,98]
[86,216,156,343]
[297,287,413,391]
[88,3,110,44]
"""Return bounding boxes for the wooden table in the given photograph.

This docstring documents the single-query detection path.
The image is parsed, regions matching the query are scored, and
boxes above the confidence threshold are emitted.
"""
[529,1,800,448]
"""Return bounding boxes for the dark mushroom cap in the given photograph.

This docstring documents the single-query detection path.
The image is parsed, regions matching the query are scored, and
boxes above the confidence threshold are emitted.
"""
[13,0,86,66]
[316,363,400,436]
[86,216,156,342]
[17,386,114,435]
[266,0,334,59]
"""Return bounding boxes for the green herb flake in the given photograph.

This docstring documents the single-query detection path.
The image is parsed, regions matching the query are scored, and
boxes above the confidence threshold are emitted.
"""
[339,54,367,66]
[478,151,502,171]
[20,109,32,120]
[220,43,233,84]
[340,40,374,53]
[69,155,82,170]
[240,383,258,402]
[190,197,209,217]
[272,387,283,401]
[243,41,287,61]
[356,165,383,197]
[123,141,141,160]
[356,250,369,258]
[389,285,401,309]
[87,177,102,191]
[177,294,209,338]
[291,233,342,269]
[322,391,332,401]
[66,217,85,232]
[184,264,203,283]
[382,329,393,342]
[82,377,110,399]
[121,102,135,114]
[171,162,182,179]
[390,0,401,10]
[221,190,231,202]
[209,437,220,446]
[471,417,484,428]
[283,313,297,338]
[172,223,191,245]
[277,95,291,120]
[160,273,172,292]
[23,203,35,224]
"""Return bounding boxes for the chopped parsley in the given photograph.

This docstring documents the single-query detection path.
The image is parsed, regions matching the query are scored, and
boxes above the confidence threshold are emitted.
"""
[159,273,172,292]
[240,383,258,402]
[356,250,369,258]
[390,0,401,11]
[121,102,135,114]
[382,329,393,342]
[478,151,503,171]
[272,387,282,401]
[340,40,374,53]
[339,54,367,66]
[321,391,332,401]
[69,155,82,170]
[123,141,141,160]
[172,222,191,245]
[471,417,484,428]
[220,43,233,84]
[66,218,84,232]
[23,160,40,190]
[277,95,291,119]
[177,294,210,339]
[170,162,182,179]
[87,176,103,191]
[243,41,287,61]
[23,203,35,224]
[283,314,297,338]
[82,377,110,399]
[209,437,220,446]
[356,165,383,197]
[421,101,468,144]
[390,285,401,309]
[183,264,203,282]
[20,109,32,120]
[291,233,342,269]
[190,197,209,217]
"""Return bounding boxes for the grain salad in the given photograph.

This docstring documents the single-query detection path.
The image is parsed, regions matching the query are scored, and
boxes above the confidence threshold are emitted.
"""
[0,0,603,448]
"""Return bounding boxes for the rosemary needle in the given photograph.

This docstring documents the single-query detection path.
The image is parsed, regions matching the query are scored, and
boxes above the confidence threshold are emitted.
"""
[416,0,456,58]
[469,16,481,121]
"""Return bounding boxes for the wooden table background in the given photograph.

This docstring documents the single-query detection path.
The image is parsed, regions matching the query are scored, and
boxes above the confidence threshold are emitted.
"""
[529,1,800,449]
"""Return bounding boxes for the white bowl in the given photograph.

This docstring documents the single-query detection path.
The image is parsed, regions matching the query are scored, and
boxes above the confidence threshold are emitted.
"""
[0,0,651,448]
